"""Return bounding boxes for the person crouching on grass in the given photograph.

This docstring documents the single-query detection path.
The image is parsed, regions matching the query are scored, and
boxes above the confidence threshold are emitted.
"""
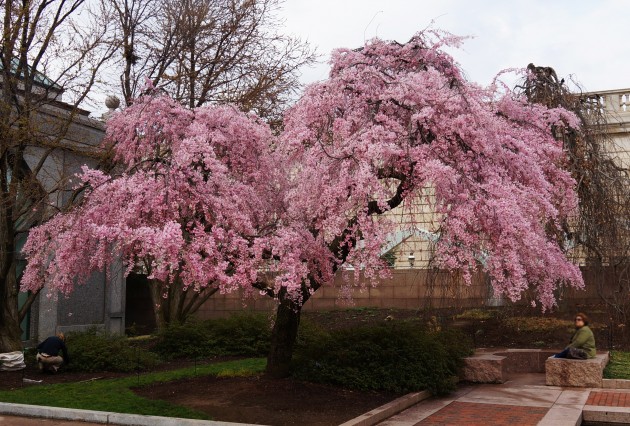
[553,313,596,359]
[36,332,70,373]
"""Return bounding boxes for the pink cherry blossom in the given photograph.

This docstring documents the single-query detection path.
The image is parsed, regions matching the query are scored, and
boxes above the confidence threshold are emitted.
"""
[22,95,279,300]
[22,30,584,313]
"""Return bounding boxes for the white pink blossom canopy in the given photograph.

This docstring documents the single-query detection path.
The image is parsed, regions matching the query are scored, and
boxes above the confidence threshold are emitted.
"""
[22,96,280,298]
[22,31,584,310]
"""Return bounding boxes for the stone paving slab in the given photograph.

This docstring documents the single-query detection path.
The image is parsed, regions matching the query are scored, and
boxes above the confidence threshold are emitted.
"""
[537,406,582,426]
[457,384,561,408]
[378,400,453,426]
[377,387,475,426]
[555,389,590,406]
[340,391,431,426]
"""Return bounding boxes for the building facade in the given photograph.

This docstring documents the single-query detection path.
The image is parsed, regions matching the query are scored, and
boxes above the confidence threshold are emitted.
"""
[14,95,126,346]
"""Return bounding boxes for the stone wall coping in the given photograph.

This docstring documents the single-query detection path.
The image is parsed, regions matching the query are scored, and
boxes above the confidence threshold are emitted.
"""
[603,379,630,389]
[472,348,558,353]
[466,353,506,360]
[582,405,630,424]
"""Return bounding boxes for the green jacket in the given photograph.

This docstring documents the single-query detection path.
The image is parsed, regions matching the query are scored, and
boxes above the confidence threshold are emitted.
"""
[567,325,596,359]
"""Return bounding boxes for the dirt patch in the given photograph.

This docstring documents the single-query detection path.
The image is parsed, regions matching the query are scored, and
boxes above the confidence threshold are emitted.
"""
[133,374,398,426]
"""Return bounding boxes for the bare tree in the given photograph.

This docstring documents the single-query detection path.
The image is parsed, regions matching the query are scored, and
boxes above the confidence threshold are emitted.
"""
[107,0,315,122]
[518,64,630,324]
[0,0,117,352]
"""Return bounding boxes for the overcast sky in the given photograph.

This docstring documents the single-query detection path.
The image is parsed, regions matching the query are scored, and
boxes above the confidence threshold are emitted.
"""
[279,0,629,93]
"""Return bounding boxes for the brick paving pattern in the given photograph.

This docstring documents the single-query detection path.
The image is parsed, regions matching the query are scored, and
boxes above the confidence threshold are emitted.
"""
[415,402,548,425]
[587,391,630,407]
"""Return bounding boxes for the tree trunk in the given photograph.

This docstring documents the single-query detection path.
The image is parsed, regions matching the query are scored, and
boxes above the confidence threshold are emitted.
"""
[0,169,23,352]
[266,293,303,378]
[148,278,218,331]
[0,263,24,352]
[148,278,168,331]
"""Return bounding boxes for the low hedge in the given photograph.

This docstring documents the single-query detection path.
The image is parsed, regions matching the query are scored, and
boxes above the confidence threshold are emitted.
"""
[153,313,272,360]
[292,321,472,395]
[65,328,159,373]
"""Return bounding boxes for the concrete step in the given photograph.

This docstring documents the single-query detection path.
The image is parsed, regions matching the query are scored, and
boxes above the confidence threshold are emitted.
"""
[582,405,630,424]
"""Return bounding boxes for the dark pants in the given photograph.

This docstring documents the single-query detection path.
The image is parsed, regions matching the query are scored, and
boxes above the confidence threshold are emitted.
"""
[553,349,570,358]
[554,348,587,359]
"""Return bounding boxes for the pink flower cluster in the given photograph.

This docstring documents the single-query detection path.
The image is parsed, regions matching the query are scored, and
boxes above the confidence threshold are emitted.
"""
[22,97,278,296]
[22,30,584,310]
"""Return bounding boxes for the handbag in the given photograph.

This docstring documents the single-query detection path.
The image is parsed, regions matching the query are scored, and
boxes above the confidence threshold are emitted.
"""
[566,347,588,360]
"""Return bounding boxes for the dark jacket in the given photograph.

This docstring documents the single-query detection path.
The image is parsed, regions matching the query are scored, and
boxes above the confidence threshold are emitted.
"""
[37,336,70,363]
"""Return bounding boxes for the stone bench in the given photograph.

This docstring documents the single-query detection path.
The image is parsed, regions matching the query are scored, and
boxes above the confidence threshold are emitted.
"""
[461,348,556,384]
[461,352,506,383]
[545,351,609,388]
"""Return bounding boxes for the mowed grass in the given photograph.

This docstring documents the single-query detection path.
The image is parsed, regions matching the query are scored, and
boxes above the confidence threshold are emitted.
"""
[604,351,630,380]
[0,358,265,420]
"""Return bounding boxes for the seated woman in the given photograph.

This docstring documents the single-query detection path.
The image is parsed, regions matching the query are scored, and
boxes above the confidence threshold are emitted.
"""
[554,313,596,359]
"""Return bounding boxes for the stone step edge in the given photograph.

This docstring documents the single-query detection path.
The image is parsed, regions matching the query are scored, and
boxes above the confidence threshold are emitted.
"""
[582,405,630,424]
[602,379,630,389]
[0,401,263,426]
[339,390,431,426]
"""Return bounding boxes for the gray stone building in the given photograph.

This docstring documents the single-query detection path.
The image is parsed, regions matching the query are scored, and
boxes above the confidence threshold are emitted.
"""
[9,80,126,346]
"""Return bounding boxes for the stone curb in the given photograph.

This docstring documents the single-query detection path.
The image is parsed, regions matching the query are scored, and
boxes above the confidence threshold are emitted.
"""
[339,390,431,426]
[538,406,583,426]
[582,405,630,424]
[603,379,630,389]
[0,402,264,426]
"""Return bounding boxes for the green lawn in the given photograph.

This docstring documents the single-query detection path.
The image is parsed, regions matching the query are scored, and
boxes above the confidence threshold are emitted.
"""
[0,358,265,420]
[604,351,630,380]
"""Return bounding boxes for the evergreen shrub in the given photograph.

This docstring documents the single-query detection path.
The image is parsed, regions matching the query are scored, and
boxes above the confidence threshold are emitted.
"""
[65,328,159,372]
[292,322,473,395]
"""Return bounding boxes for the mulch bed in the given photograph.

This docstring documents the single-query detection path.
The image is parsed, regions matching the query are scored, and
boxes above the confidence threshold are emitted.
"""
[133,374,397,426]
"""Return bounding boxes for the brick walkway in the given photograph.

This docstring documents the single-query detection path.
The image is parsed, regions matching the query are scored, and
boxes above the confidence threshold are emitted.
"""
[379,374,583,426]
[587,391,630,407]
[416,402,547,425]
